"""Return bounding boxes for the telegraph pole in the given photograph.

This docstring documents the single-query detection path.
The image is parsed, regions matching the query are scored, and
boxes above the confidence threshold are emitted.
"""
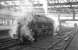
[72,8,75,20]
[68,0,75,20]
[70,4,75,20]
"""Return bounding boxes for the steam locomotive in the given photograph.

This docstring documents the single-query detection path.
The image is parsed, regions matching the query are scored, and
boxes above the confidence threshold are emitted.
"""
[14,14,55,42]
[0,14,59,43]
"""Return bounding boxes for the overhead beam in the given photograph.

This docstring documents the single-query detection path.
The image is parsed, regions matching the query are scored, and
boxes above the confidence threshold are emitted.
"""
[0,0,15,2]
[48,6,78,10]
[48,11,73,14]
[48,9,78,14]
[60,19,78,21]
[48,2,78,6]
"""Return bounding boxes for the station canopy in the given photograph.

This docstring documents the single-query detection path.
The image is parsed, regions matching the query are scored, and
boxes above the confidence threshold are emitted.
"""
[48,0,78,14]
[0,0,78,14]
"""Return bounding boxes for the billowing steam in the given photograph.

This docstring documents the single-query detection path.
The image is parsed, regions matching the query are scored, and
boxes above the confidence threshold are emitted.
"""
[6,0,34,41]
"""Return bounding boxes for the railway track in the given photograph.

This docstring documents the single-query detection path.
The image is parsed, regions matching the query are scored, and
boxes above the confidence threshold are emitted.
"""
[48,30,76,50]
[0,38,20,50]
[0,29,75,50]
[8,30,74,50]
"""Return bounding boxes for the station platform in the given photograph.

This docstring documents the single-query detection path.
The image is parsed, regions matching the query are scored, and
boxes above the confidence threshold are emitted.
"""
[66,31,78,50]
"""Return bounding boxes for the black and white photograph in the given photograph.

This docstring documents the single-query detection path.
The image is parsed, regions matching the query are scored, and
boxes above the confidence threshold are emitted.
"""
[0,0,78,50]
